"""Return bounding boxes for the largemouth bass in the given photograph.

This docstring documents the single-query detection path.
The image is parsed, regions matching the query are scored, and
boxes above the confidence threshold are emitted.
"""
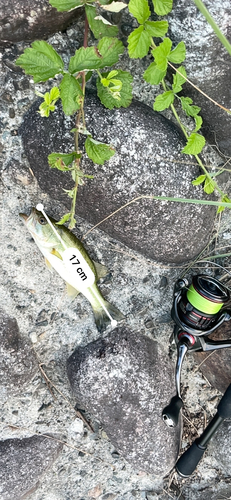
[19,208,124,333]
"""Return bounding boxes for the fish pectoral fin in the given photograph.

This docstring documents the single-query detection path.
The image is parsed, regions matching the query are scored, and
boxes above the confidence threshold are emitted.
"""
[45,258,53,272]
[93,261,108,280]
[66,282,80,299]
[51,248,63,260]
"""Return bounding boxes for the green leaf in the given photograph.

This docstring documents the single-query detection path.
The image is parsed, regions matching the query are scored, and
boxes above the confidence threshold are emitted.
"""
[168,41,186,64]
[49,0,83,11]
[50,86,60,101]
[143,62,166,84]
[152,37,172,71]
[204,176,215,194]
[48,151,80,168]
[182,133,206,155]
[85,5,119,39]
[56,213,71,225]
[69,46,103,74]
[172,65,187,93]
[152,0,173,15]
[85,137,115,164]
[128,26,151,58]
[153,90,174,111]
[144,20,168,37]
[15,40,64,83]
[217,195,231,213]
[180,96,201,117]
[194,115,203,132]
[128,0,150,24]
[97,70,133,109]
[59,74,82,115]
[97,37,124,67]
[192,174,206,186]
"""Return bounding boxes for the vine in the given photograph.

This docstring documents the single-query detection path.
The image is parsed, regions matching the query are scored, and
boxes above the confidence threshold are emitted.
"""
[15,0,231,227]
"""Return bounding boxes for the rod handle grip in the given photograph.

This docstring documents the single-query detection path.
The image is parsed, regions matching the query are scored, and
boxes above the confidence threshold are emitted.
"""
[175,441,206,477]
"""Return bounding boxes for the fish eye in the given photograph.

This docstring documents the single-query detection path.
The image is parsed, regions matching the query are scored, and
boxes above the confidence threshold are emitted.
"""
[39,217,47,225]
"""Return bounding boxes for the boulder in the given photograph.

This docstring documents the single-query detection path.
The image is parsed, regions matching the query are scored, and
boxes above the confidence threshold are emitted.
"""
[0,435,63,500]
[0,0,82,46]
[67,327,181,476]
[19,92,216,264]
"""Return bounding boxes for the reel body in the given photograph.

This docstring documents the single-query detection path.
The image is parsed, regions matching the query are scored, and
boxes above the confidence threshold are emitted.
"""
[162,274,231,428]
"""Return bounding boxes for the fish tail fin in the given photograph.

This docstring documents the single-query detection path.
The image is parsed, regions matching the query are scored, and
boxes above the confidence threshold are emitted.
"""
[93,300,125,334]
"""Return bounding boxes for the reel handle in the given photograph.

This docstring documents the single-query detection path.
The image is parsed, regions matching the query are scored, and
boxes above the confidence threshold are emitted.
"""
[176,384,231,477]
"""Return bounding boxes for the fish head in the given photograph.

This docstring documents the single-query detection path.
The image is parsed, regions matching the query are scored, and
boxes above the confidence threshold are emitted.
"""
[19,207,55,245]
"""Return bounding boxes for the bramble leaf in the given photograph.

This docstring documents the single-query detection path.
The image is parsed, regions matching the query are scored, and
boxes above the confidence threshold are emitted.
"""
[85,137,115,164]
[192,174,206,186]
[153,90,174,111]
[97,37,124,67]
[217,195,231,213]
[204,176,215,194]
[37,86,60,117]
[97,70,133,109]
[194,114,203,132]
[168,41,186,64]
[128,26,151,58]
[143,62,166,84]
[182,133,206,155]
[144,20,168,37]
[60,74,83,115]
[172,65,187,93]
[152,0,173,15]
[69,46,103,73]
[128,0,150,24]
[15,40,64,82]
[152,37,172,71]
[48,151,81,168]
[180,96,201,117]
[49,0,84,11]
[101,1,127,12]
[56,213,71,225]
[85,5,118,38]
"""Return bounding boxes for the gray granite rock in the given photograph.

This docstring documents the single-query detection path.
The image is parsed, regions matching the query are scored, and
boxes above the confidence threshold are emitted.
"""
[0,0,82,46]
[67,327,181,476]
[209,417,231,475]
[0,435,63,500]
[0,309,38,401]
[168,0,231,157]
[19,92,216,264]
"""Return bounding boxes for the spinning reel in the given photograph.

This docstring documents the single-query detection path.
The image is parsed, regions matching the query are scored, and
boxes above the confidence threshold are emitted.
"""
[162,274,231,428]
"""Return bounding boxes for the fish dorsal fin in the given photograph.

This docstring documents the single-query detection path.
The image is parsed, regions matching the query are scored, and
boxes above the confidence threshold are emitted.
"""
[45,258,53,271]
[51,248,63,260]
[66,282,80,299]
[93,261,108,280]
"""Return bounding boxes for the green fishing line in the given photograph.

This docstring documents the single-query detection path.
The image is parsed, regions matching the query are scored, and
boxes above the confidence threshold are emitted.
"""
[187,284,224,314]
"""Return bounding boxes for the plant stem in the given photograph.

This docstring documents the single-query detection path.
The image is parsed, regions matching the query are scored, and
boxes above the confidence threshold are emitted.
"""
[193,0,231,57]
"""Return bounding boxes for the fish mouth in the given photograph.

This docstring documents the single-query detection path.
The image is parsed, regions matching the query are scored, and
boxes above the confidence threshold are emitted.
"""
[19,212,29,222]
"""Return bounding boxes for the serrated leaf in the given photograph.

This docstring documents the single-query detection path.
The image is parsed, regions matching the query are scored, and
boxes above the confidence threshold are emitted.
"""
[182,133,206,155]
[192,174,206,186]
[152,0,173,15]
[97,37,124,67]
[168,41,186,64]
[49,0,83,11]
[204,176,215,194]
[56,213,71,225]
[128,0,150,24]
[69,46,104,73]
[152,37,172,71]
[50,86,60,101]
[180,96,201,117]
[97,70,133,109]
[143,62,166,84]
[144,20,168,37]
[15,40,64,83]
[153,90,174,111]
[85,5,118,39]
[48,151,80,168]
[102,1,127,12]
[128,26,151,58]
[194,114,203,132]
[85,137,115,164]
[59,74,82,115]
[172,65,187,93]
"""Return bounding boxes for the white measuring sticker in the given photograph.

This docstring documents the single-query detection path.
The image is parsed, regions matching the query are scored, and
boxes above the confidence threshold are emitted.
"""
[63,247,95,289]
